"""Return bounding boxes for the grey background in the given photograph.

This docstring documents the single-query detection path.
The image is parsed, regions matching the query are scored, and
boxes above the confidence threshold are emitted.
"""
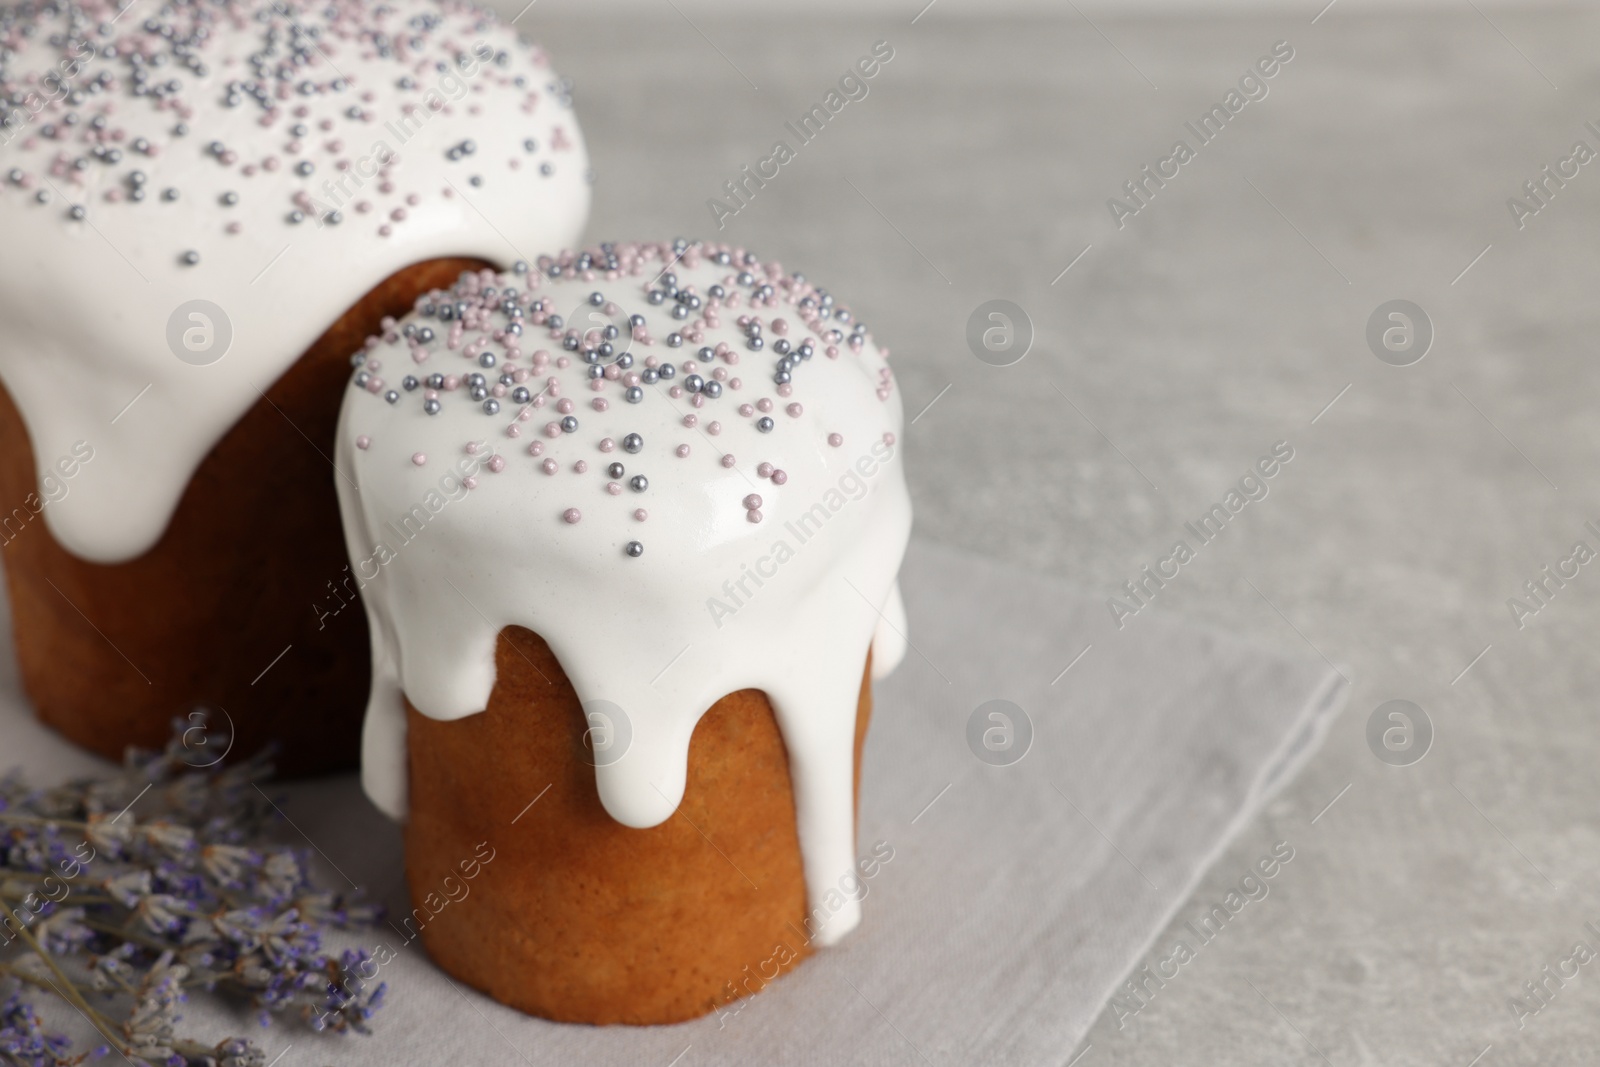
[516,5,1600,1066]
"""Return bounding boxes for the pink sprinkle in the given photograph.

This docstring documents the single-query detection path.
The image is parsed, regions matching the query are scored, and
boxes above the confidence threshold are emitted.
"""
[721,455,737,468]
[528,440,544,455]
[544,422,562,438]
[599,438,616,452]
[592,398,609,412]
[743,494,763,510]
[563,508,582,524]
[676,444,690,458]
[682,414,697,428]
[757,398,773,413]
[787,404,804,418]
[739,404,754,417]
[411,452,426,466]
[729,377,742,390]
[542,459,558,474]
[488,455,506,473]
[777,384,793,398]
[883,432,896,446]
[771,469,788,485]
[634,509,648,521]
[356,435,371,450]
[747,509,763,524]
[827,433,843,447]
[463,476,478,489]
[757,462,774,478]
[607,482,622,495]
[574,460,588,473]
[707,421,721,435]
[557,398,574,414]
[827,346,840,359]
[465,442,480,454]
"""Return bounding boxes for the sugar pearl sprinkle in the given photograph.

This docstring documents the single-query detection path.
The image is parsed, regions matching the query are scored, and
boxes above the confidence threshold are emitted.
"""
[346,240,898,562]
[0,0,584,260]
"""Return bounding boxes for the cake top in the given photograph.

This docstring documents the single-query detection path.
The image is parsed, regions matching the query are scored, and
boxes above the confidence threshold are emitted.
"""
[0,0,581,246]
[336,239,913,946]
[0,0,590,561]
[340,238,900,558]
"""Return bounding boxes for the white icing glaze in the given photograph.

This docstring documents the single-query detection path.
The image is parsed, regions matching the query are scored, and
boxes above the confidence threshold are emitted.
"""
[336,242,911,945]
[0,0,589,562]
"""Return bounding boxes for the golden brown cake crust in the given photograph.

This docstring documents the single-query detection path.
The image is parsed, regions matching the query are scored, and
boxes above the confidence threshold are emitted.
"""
[0,256,491,776]
[403,625,873,1025]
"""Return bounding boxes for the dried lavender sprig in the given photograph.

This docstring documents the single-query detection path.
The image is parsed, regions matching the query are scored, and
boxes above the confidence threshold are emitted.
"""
[0,713,385,1067]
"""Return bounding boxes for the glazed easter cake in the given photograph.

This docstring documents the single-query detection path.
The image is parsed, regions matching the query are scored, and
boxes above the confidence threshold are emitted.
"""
[335,239,912,1023]
[0,0,590,773]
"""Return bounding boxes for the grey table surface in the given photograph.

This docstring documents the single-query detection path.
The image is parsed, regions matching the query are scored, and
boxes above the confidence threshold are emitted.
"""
[509,6,1600,1065]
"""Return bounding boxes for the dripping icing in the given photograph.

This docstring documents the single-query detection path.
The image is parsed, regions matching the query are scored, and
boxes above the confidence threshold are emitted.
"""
[0,0,590,561]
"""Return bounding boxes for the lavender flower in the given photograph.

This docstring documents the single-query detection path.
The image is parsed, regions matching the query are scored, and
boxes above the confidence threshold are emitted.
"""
[134,894,194,938]
[140,824,197,863]
[0,992,79,1067]
[84,816,135,858]
[121,952,189,1063]
[102,870,152,908]
[0,714,384,1066]
[198,847,258,891]
[257,854,300,907]
[31,909,92,956]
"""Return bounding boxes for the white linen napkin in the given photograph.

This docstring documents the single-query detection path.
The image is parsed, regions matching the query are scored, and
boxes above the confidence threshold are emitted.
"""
[0,539,1347,1066]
